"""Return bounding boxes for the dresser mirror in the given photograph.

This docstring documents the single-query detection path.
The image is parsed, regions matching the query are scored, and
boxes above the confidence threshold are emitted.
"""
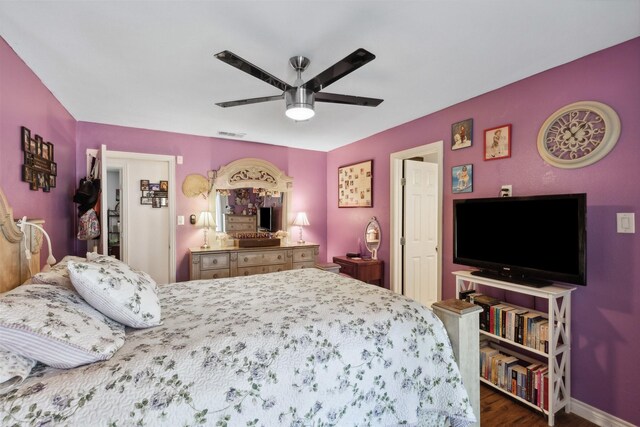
[365,216,381,260]
[211,158,293,236]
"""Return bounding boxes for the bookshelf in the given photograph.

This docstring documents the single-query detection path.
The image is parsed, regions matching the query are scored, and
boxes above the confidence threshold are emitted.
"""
[454,270,576,427]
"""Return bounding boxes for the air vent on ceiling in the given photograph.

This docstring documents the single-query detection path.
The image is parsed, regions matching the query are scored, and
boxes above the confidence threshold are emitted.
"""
[218,131,246,138]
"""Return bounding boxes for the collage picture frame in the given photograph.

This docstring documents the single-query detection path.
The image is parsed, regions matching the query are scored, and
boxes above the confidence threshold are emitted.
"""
[140,179,168,207]
[21,126,57,192]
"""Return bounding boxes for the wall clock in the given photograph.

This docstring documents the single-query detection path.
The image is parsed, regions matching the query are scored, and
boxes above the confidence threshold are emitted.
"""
[537,101,620,169]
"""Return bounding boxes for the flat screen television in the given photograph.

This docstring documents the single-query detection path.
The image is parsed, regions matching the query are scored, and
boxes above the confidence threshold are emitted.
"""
[258,207,273,232]
[453,193,586,286]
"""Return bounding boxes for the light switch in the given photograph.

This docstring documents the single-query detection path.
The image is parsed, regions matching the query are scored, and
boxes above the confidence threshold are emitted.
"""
[617,213,635,233]
[177,155,183,164]
[177,215,185,226]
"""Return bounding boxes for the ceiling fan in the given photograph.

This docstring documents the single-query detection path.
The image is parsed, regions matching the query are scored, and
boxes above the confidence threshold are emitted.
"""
[214,48,383,121]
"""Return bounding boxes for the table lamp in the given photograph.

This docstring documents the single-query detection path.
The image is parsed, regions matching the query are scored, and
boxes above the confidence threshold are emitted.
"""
[292,212,310,244]
[196,211,215,248]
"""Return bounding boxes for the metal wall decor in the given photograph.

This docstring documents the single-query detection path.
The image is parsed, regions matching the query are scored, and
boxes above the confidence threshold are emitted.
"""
[21,127,57,192]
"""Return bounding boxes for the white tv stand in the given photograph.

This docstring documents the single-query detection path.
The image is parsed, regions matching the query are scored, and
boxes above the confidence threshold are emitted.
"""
[454,270,576,426]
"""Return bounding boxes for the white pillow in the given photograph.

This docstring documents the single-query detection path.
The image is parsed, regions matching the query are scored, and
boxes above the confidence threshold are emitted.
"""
[68,256,162,328]
[0,348,36,394]
[31,255,88,288]
[0,284,126,369]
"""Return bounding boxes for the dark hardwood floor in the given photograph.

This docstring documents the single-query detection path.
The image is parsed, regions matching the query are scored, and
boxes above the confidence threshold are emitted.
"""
[481,384,597,426]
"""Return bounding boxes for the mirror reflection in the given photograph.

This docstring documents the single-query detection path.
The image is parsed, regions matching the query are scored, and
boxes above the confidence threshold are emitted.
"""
[365,216,381,260]
[215,188,283,234]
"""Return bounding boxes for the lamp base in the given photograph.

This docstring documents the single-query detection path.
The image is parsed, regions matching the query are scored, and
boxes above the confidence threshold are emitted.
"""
[201,244,210,249]
[297,240,305,244]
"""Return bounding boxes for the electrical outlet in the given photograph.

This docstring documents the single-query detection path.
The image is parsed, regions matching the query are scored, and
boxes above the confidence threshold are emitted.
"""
[501,185,512,197]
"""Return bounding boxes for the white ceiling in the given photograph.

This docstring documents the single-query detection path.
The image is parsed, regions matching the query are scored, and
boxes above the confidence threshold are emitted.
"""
[1,1,639,152]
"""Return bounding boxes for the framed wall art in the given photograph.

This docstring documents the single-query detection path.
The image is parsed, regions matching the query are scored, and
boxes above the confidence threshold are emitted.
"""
[20,127,57,192]
[452,118,473,150]
[452,164,473,194]
[338,159,373,208]
[484,124,512,160]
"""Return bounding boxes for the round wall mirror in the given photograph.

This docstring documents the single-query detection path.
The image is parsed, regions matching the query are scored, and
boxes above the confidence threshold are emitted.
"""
[365,216,381,260]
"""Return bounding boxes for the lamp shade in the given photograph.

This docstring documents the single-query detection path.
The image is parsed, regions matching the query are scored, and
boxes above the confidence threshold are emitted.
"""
[292,212,310,227]
[196,211,215,229]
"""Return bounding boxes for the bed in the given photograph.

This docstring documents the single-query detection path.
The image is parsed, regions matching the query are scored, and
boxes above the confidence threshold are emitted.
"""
[0,188,477,426]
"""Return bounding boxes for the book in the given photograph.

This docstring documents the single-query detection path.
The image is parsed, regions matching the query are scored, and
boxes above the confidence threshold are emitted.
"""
[432,298,480,315]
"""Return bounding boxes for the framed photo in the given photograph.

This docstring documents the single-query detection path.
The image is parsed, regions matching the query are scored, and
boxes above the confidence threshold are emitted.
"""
[140,179,149,191]
[49,174,56,188]
[150,183,160,191]
[484,124,512,160]
[29,138,37,155]
[35,172,47,188]
[152,197,162,208]
[21,127,31,152]
[160,197,168,207]
[22,165,34,183]
[140,197,152,205]
[50,161,57,176]
[451,118,473,150]
[160,180,168,192]
[29,181,38,191]
[338,159,373,208]
[47,142,54,161]
[41,143,50,161]
[34,135,43,156]
[452,164,473,193]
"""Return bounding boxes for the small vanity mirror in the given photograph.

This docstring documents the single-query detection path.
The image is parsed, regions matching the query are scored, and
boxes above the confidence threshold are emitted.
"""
[365,216,381,260]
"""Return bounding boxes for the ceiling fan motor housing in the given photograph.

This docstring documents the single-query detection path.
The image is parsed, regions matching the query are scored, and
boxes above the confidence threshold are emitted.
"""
[285,86,315,114]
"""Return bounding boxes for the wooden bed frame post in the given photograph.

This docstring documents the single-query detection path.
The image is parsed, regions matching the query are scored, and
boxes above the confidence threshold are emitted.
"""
[433,302,483,427]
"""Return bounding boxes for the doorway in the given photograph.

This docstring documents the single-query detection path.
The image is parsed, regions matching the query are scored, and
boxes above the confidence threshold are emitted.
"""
[390,141,443,307]
[98,145,176,284]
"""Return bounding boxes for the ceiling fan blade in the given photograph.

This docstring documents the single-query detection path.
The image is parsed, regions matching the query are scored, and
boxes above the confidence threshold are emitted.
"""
[315,92,383,107]
[216,94,284,108]
[215,50,291,92]
[302,48,376,93]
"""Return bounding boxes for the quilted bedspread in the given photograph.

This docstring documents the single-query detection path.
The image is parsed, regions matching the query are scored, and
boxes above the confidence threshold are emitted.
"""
[1,269,475,426]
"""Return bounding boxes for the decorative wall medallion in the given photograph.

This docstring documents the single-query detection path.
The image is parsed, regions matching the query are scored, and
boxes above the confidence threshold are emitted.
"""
[537,101,620,169]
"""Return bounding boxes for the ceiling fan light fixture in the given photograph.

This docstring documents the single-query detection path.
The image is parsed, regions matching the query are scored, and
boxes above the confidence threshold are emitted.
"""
[286,105,315,121]
[285,86,315,121]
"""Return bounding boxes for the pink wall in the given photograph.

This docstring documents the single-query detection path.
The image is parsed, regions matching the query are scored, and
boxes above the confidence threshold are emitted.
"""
[75,123,327,281]
[328,37,640,424]
[0,37,77,262]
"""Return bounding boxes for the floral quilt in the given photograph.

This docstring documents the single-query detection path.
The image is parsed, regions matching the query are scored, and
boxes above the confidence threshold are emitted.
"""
[1,269,475,426]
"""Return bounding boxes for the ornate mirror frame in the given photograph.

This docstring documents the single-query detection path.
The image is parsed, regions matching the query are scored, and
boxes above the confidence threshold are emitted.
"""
[364,216,381,260]
[210,158,294,233]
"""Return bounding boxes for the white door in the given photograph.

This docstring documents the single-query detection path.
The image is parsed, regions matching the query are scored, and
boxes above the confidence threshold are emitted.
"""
[403,159,439,307]
[98,146,176,284]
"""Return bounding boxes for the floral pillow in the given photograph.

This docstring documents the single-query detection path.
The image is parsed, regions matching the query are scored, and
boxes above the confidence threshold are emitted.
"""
[68,256,162,328]
[0,284,125,369]
[0,348,36,394]
[32,255,87,288]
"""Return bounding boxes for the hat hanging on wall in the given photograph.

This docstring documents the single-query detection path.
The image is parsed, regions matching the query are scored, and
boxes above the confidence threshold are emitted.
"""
[73,178,100,216]
[182,174,210,198]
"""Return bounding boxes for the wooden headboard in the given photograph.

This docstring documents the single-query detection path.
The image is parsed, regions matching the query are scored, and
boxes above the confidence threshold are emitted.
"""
[0,187,43,293]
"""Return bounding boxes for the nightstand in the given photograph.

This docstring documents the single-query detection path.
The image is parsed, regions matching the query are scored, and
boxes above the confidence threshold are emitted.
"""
[332,256,384,287]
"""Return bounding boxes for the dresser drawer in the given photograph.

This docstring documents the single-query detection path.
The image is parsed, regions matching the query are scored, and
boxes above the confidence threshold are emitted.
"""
[292,261,315,269]
[238,250,287,267]
[200,269,230,280]
[200,253,230,270]
[334,260,356,277]
[226,223,255,232]
[226,215,256,224]
[237,264,287,276]
[293,248,315,263]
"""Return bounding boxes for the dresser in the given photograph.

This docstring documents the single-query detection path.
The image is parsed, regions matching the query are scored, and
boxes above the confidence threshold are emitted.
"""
[190,243,319,280]
[332,256,384,287]
[224,214,257,234]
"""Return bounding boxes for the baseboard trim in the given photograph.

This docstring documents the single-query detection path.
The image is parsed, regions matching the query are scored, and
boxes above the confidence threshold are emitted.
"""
[571,398,634,427]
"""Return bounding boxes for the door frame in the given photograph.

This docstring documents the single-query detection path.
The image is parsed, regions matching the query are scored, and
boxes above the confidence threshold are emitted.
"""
[100,145,177,283]
[389,141,443,296]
